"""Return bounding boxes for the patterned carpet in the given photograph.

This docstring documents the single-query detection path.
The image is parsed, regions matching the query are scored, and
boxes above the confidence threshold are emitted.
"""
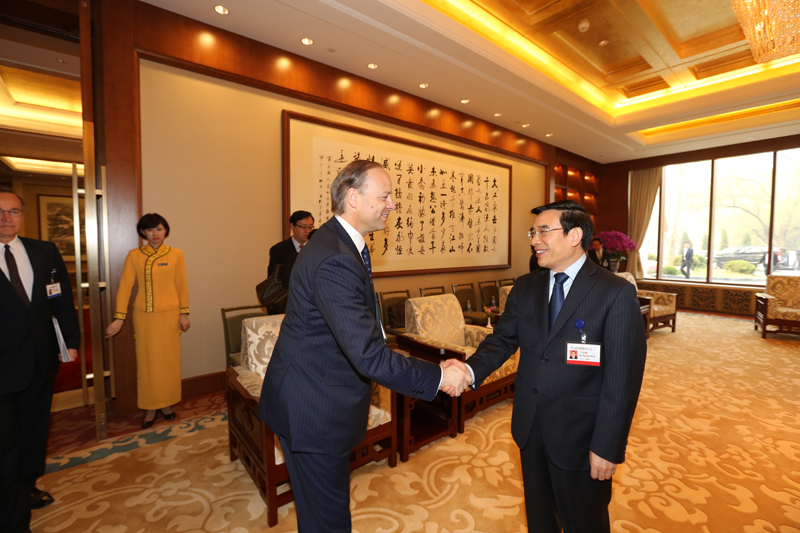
[33,313,800,532]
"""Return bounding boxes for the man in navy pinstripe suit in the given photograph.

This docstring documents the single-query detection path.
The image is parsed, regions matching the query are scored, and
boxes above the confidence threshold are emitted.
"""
[259,160,471,532]
[450,200,647,533]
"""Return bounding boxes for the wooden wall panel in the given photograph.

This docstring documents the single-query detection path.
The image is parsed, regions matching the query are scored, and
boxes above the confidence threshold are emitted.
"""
[129,2,554,167]
[99,0,142,416]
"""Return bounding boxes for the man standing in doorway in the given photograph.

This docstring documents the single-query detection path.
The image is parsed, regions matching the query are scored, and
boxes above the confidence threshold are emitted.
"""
[0,188,80,533]
[680,241,694,279]
[446,200,647,533]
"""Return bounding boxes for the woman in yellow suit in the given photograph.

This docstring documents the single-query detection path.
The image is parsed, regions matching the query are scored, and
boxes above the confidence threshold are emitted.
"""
[106,213,190,428]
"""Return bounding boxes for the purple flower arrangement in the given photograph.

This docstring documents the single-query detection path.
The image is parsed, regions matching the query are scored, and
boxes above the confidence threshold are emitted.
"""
[594,231,637,261]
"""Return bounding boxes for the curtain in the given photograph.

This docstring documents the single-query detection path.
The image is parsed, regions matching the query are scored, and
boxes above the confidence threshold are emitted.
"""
[628,167,662,279]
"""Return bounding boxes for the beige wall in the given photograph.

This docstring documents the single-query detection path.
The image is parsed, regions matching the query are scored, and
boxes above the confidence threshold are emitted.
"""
[139,60,545,379]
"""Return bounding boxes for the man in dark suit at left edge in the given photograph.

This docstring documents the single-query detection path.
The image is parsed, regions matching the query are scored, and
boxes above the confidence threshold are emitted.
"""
[0,188,80,533]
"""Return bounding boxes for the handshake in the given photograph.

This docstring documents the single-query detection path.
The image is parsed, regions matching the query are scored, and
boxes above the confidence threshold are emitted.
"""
[439,359,472,397]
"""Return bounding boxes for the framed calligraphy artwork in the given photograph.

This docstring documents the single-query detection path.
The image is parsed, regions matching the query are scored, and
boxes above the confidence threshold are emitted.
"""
[283,111,511,277]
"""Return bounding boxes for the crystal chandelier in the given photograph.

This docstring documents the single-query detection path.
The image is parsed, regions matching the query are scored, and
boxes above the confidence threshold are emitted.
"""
[731,0,800,63]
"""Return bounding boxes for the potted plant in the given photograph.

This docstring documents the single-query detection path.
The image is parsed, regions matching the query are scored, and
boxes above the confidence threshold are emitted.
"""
[593,231,637,272]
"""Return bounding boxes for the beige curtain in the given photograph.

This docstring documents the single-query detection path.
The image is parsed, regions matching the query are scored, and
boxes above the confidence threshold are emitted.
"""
[628,167,662,279]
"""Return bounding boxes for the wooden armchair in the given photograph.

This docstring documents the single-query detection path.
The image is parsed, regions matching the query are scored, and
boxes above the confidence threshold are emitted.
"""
[221,305,266,367]
[615,272,677,334]
[452,282,486,325]
[401,293,518,433]
[756,275,800,338]
[479,280,500,310]
[379,289,411,341]
[419,285,445,297]
[227,314,397,526]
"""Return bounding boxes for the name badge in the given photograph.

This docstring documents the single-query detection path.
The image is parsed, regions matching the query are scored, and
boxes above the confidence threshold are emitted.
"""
[158,262,168,266]
[46,282,62,298]
[566,342,601,366]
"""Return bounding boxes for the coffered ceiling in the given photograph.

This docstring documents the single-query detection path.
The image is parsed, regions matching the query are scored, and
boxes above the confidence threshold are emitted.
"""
[0,0,798,165]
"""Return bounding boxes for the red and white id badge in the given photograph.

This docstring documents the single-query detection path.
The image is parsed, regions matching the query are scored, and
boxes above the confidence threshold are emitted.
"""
[566,342,601,366]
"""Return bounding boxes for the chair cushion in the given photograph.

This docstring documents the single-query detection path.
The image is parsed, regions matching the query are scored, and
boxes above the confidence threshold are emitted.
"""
[775,307,800,321]
[767,275,800,309]
[499,286,512,314]
[614,272,638,291]
[405,294,466,346]
[241,315,284,378]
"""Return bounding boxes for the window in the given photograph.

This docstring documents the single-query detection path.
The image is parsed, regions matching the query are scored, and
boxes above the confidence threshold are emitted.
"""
[711,153,773,285]
[661,161,711,281]
[773,149,800,274]
[640,148,799,286]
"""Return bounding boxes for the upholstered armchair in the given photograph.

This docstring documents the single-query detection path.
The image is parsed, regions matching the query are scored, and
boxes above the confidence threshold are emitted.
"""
[499,285,512,314]
[401,293,519,432]
[756,275,800,338]
[227,314,396,526]
[615,272,677,334]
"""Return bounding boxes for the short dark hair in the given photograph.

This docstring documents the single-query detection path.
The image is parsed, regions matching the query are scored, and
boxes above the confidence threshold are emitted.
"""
[531,200,593,251]
[137,213,170,239]
[592,237,602,244]
[331,160,384,215]
[0,187,24,208]
[290,210,314,225]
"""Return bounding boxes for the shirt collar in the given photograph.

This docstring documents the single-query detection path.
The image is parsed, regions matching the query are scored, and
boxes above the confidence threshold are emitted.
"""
[335,215,366,253]
[3,235,22,250]
[550,252,587,281]
[291,236,304,251]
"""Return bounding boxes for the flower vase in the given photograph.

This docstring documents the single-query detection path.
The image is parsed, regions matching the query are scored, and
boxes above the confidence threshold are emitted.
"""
[486,315,492,328]
[609,259,620,273]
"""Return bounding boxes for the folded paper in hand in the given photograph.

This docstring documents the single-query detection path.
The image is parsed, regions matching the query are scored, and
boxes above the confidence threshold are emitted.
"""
[52,317,72,363]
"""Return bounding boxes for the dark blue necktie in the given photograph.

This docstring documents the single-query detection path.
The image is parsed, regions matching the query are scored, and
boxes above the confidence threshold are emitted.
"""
[361,246,372,278]
[548,272,568,332]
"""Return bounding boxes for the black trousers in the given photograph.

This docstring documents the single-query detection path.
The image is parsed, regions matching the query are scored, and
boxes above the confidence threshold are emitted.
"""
[279,435,353,533]
[680,260,692,278]
[0,368,55,533]
[519,414,612,533]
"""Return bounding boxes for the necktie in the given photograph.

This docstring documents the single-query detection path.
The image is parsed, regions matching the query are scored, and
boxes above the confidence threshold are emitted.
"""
[5,244,30,307]
[548,272,568,332]
[361,246,372,278]
[299,243,304,249]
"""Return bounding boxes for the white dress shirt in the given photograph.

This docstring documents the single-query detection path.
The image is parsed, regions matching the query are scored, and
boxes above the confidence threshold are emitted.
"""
[0,236,34,300]
[548,253,587,302]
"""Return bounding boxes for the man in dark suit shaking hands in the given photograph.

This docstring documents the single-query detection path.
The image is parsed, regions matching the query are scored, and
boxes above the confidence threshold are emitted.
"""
[0,188,80,533]
[259,160,471,532]
[446,200,646,533]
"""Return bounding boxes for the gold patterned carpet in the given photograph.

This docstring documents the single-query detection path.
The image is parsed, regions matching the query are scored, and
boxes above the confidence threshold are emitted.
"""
[33,313,800,532]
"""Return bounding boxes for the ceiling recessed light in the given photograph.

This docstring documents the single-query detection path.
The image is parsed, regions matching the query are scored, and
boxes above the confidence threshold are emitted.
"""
[748,136,755,139]
[598,40,609,47]
[522,123,530,128]
[57,59,68,64]
[301,38,313,45]
[494,112,502,117]
[368,63,378,69]
[546,133,554,137]
[214,5,229,15]
[419,83,429,89]
[461,99,470,104]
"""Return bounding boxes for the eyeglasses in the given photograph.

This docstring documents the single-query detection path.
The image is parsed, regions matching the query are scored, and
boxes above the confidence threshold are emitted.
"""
[294,223,315,230]
[0,208,23,218]
[528,227,563,239]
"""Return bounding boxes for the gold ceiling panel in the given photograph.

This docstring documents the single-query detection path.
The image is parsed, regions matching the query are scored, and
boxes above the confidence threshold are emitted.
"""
[637,98,800,140]
[0,65,81,113]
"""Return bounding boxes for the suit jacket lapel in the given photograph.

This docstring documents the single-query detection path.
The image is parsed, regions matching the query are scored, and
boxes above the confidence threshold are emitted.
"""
[546,260,597,344]
[328,218,373,294]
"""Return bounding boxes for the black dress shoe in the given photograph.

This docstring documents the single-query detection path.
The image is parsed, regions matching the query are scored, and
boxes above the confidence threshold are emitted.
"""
[30,488,54,509]
[141,415,155,429]
[160,409,176,421]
